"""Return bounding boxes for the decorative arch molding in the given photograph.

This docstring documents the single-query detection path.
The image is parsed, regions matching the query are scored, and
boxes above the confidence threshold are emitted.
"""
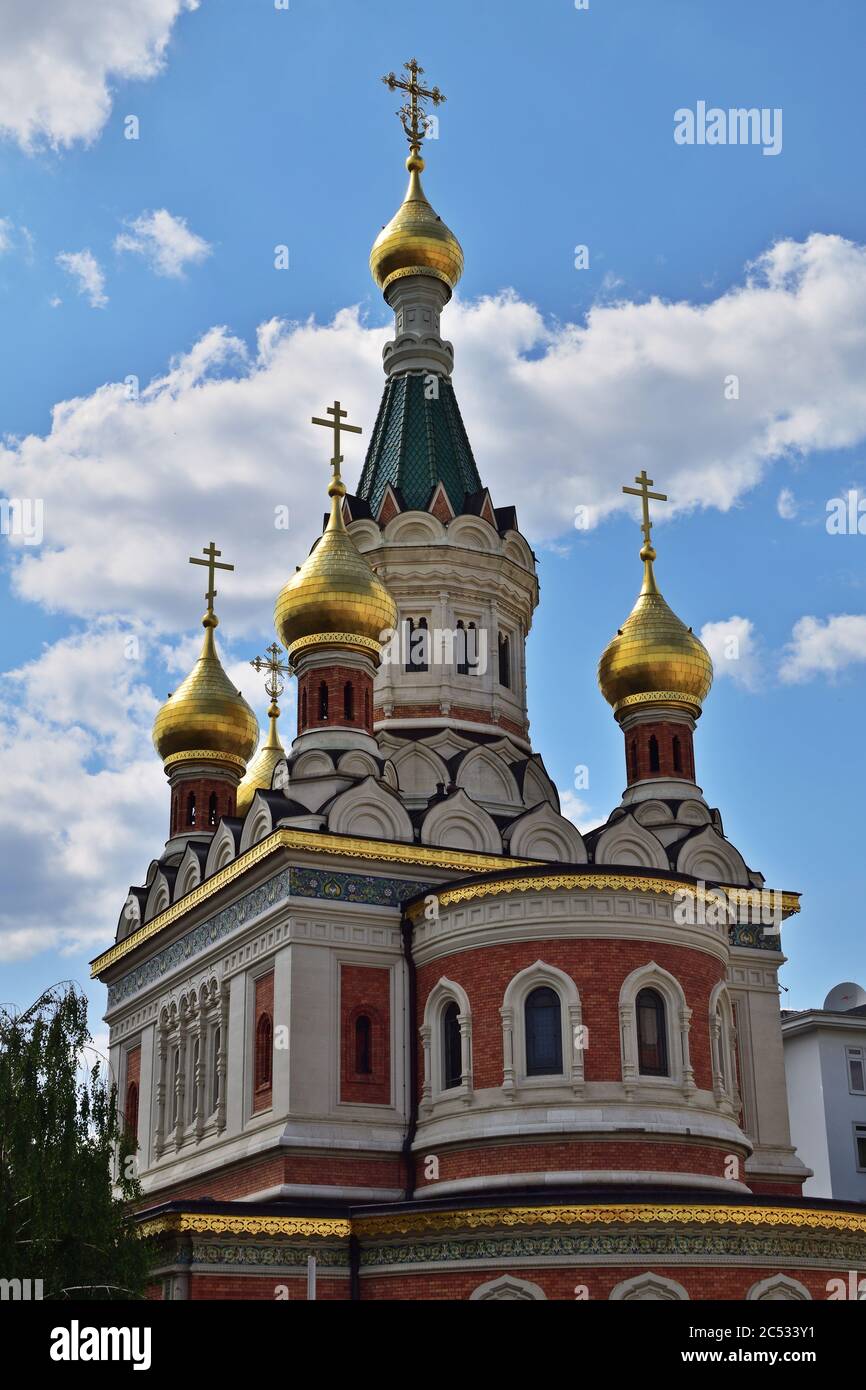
[344,518,381,553]
[291,748,335,779]
[455,746,521,809]
[327,776,414,843]
[447,515,500,553]
[501,533,536,571]
[501,960,584,1096]
[117,893,142,941]
[676,826,749,885]
[746,1275,812,1302]
[390,742,449,801]
[521,759,559,810]
[505,802,587,863]
[619,961,696,1100]
[336,749,381,779]
[595,816,669,871]
[144,872,171,924]
[676,799,712,826]
[420,790,502,855]
[154,973,228,1156]
[470,1275,547,1302]
[239,796,275,854]
[383,511,445,547]
[708,980,740,1116]
[173,846,204,902]
[634,799,676,827]
[205,821,239,877]
[420,977,473,1111]
[610,1273,690,1302]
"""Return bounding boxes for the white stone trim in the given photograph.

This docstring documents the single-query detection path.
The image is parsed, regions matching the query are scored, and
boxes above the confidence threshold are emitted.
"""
[619,962,696,1100]
[420,977,473,1113]
[610,1272,690,1301]
[746,1274,812,1301]
[500,961,583,1097]
[469,1274,547,1301]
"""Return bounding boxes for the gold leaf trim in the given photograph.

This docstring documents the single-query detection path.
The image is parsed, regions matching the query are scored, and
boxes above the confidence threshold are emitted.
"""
[353,1202,866,1239]
[287,632,382,658]
[163,749,248,772]
[138,1212,350,1239]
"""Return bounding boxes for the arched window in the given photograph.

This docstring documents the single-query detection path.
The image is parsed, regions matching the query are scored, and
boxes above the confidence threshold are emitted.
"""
[525,986,562,1076]
[301,688,308,728]
[255,1013,273,1090]
[171,1047,180,1125]
[208,792,218,827]
[125,1082,139,1140]
[405,617,429,672]
[636,988,668,1076]
[318,681,329,721]
[186,792,196,827]
[498,632,511,689]
[364,687,370,726]
[672,735,682,773]
[648,735,660,773]
[629,739,638,781]
[190,1037,200,1120]
[354,1015,372,1075]
[344,681,354,721]
[211,1026,221,1113]
[442,1001,462,1089]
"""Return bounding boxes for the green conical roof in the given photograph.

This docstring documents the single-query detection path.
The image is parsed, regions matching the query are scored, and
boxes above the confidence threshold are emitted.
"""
[356,372,483,517]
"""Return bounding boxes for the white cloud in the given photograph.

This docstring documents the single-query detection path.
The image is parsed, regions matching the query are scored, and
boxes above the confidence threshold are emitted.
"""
[779,615,866,683]
[115,208,212,278]
[0,217,13,253]
[700,616,760,690]
[558,790,596,833]
[0,0,201,152]
[5,234,866,633]
[777,487,798,520]
[56,249,108,308]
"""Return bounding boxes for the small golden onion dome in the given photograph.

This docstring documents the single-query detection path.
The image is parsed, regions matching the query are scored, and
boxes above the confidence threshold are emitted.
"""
[236,702,285,816]
[152,614,259,766]
[274,469,397,658]
[598,547,714,716]
[370,152,464,294]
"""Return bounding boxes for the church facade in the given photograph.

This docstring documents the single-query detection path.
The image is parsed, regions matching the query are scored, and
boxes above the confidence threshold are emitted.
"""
[94,63,866,1301]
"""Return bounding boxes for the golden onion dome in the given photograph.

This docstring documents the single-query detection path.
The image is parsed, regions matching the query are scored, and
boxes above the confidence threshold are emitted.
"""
[275,468,397,659]
[370,152,464,294]
[236,702,285,816]
[153,613,259,768]
[598,547,714,716]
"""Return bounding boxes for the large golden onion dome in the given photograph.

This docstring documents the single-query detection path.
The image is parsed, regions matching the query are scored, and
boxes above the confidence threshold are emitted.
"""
[152,613,259,768]
[274,467,397,659]
[598,546,714,716]
[236,704,285,816]
[370,152,464,294]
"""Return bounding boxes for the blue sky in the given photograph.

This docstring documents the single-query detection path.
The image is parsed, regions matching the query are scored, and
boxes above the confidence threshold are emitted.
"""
[1,0,865,1040]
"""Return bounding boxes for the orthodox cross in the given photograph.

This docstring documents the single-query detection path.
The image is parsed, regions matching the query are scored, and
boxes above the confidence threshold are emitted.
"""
[250,642,290,708]
[381,57,446,150]
[311,399,362,477]
[622,470,667,550]
[189,541,234,615]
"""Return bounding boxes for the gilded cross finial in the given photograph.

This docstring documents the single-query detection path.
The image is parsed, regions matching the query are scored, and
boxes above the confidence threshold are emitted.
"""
[250,642,290,715]
[622,470,668,557]
[381,57,446,154]
[189,540,234,622]
[311,399,362,491]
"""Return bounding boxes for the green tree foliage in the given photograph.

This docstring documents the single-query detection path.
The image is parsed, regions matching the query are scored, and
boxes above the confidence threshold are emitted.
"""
[0,983,150,1299]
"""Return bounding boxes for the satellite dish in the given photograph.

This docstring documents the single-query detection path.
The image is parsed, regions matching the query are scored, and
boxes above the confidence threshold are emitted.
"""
[823,981,866,1012]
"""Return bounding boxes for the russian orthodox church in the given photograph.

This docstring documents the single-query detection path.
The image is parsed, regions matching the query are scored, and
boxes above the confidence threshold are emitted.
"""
[95,63,866,1301]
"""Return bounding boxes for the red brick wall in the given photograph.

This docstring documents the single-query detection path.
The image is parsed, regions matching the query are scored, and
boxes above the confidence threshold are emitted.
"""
[416,939,724,1094]
[623,720,695,785]
[138,1149,404,1206]
[298,666,373,736]
[125,1045,141,1142]
[191,1275,349,1301]
[340,964,391,1105]
[252,972,274,1114]
[414,1139,747,1188]
[169,777,236,837]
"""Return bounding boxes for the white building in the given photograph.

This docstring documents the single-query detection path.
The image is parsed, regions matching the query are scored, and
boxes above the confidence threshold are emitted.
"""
[782,983,866,1202]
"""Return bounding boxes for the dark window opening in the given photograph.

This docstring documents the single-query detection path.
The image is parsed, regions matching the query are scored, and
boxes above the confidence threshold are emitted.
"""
[354,1015,372,1075]
[636,988,668,1076]
[525,986,563,1076]
[629,739,638,781]
[186,792,196,827]
[125,1081,139,1140]
[442,1001,462,1089]
[405,617,429,672]
[364,687,370,726]
[498,632,511,689]
[301,688,307,728]
[344,681,354,721]
[318,681,329,721]
[648,734,660,773]
[672,735,682,773]
[208,792,218,827]
[255,1013,273,1090]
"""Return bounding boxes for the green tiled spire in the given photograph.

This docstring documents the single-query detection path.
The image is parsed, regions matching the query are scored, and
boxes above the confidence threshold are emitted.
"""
[356,373,483,517]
